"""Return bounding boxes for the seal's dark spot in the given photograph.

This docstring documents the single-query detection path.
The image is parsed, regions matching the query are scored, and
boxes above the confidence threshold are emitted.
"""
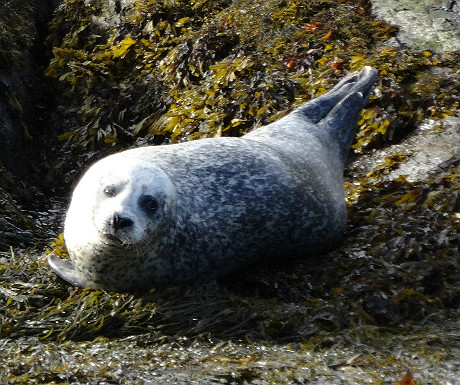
[139,194,158,215]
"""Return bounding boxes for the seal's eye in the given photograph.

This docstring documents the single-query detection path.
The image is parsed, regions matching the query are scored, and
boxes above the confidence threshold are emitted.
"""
[103,186,117,197]
[139,195,158,215]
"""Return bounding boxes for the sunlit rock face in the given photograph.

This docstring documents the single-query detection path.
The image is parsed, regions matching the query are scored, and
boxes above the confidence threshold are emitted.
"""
[348,115,460,183]
[371,0,460,51]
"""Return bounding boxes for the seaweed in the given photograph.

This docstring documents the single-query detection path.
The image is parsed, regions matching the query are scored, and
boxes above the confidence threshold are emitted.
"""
[44,0,460,189]
[2,0,460,382]
[0,0,35,68]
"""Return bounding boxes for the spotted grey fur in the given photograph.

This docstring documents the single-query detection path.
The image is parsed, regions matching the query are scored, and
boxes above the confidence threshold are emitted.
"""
[48,66,378,292]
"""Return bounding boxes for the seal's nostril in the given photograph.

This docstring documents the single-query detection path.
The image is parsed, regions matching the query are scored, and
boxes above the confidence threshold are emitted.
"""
[113,214,133,231]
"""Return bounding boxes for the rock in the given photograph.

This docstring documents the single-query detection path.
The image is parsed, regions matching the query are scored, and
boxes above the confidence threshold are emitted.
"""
[0,0,60,249]
[371,0,460,51]
[348,115,460,183]
[0,0,60,179]
[387,116,460,182]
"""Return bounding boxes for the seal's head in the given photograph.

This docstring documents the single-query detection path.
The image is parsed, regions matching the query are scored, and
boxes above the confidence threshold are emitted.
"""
[52,156,177,290]
[91,164,173,246]
[66,156,176,247]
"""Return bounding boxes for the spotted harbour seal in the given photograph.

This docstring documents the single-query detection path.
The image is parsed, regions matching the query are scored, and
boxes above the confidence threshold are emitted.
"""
[48,66,378,292]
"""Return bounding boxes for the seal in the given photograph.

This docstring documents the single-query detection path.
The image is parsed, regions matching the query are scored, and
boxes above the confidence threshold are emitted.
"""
[48,66,378,292]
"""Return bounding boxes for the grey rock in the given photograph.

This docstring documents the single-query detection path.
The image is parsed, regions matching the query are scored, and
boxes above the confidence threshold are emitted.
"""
[371,0,460,51]
[348,115,460,183]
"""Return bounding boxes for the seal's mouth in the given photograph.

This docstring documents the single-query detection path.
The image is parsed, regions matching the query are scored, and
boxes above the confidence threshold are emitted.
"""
[100,232,125,246]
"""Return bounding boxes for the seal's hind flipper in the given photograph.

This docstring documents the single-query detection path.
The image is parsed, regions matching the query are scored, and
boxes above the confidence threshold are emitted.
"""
[318,91,368,163]
[296,66,377,163]
[295,66,377,124]
[318,67,377,162]
[48,253,84,287]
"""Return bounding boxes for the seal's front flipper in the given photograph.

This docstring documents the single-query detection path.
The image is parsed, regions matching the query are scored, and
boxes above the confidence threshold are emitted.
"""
[48,254,85,287]
[295,66,377,124]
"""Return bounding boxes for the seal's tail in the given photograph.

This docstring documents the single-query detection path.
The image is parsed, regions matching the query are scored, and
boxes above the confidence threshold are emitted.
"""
[296,66,378,162]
